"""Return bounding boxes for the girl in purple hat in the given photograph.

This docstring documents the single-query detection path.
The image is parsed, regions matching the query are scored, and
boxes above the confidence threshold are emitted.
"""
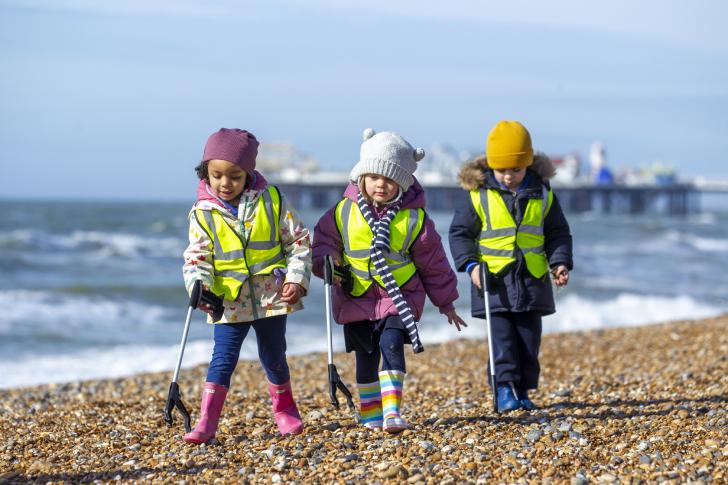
[182,128,312,443]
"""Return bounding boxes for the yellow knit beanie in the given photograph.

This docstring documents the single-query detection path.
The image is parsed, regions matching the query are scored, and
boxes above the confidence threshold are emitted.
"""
[485,120,534,169]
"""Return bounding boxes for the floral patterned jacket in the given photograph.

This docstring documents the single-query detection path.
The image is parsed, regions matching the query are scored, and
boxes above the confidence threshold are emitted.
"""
[182,172,312,323]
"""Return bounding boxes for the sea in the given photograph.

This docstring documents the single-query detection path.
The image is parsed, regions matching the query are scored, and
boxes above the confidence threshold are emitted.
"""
[1,197,727,389]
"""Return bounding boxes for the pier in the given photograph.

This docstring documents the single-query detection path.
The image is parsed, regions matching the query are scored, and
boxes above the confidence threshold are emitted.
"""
[275,180,712,215]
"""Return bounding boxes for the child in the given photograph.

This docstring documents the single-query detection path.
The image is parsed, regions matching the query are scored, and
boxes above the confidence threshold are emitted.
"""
[449,120,572,412]
[182,128,312,443]
[313,128,466,433]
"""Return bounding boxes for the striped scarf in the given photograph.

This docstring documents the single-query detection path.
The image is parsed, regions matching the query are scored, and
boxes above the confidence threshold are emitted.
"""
[356,192,423,353]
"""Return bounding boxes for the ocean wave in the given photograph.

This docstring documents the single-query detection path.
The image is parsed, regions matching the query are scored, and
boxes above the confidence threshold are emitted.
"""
[587,228,728,256]
[0,290,176,338]
[0,321,343,389]
[406,292,726,347]
[1,290,725,389]
[0,340,214,389]
[0,229,185,259]
[548,292,724,332]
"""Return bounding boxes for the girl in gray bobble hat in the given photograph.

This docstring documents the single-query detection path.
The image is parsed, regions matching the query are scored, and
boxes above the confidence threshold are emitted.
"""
[312,129,466,433]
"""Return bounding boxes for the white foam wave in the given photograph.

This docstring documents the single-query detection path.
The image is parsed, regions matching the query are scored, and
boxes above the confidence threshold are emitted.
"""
[0,340,214,389]
[0,290,173,336]
[589,228,728,256]
[399,292,726,345]
[0,321,339,389]
[1,292,724,389]
[548,292,724,332]
[684,234,728,252]
[0,229,184,258]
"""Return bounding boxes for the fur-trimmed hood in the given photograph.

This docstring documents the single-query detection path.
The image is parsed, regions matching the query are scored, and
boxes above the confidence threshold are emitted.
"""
[457,152,556,191]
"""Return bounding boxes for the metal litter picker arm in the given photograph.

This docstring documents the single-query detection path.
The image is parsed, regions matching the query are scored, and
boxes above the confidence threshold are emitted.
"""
[481,262,498,413]
[324,255,359,422]
[163,280,203,433]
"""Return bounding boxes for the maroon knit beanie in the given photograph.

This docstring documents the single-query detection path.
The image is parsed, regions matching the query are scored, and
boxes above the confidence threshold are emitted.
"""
[202,128,259,173]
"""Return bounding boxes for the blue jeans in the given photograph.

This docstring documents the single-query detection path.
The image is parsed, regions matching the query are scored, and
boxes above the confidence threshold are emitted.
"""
[206,315,290,387]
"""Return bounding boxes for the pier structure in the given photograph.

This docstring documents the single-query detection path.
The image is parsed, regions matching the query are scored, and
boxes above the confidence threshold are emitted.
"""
[275,179,705,215]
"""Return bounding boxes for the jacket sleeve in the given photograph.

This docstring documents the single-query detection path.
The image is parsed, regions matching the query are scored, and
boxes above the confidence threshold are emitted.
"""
[448,189,482,272]
[311,206,343,280]
[278,193,312,292]
[544,192,574,271]
[411,214,458,314]
[182,210,216,294]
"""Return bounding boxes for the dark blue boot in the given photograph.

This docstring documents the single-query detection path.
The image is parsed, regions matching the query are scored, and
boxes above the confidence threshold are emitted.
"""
[496,383,521,412]
[518,389,537,410]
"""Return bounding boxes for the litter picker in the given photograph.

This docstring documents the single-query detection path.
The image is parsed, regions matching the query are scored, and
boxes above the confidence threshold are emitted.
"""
[481,262,498,413]
[163,280,224,433]
[323,255,359,422]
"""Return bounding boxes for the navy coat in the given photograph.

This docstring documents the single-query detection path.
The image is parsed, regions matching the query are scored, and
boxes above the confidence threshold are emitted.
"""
[448,155,573,317]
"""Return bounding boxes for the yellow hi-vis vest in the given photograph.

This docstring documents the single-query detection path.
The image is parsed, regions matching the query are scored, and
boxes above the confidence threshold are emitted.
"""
[335,198,425,297]
[194,186,286,301]
[470,186,554,278]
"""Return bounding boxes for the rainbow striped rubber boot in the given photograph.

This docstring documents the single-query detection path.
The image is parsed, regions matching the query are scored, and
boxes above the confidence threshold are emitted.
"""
[379,370,410,434]
[357,381,383,429]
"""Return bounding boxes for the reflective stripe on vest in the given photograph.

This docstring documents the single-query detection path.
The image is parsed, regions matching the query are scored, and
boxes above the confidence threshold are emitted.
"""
[195,186,286,301]
[335,198,425,297]
[469,185,553,278]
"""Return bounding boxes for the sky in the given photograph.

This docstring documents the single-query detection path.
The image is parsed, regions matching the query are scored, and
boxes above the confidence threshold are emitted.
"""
[1,0,727,200]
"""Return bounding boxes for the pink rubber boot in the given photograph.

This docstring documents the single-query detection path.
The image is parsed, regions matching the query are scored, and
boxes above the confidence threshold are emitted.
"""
[183,382,228,444]
[268,381,304,435]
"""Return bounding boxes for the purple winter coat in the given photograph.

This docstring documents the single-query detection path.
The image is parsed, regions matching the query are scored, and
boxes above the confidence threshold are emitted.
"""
[312,179,458,324]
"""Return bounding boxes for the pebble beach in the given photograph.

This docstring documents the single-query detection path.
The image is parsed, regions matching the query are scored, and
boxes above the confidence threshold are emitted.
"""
[1,316,726,484]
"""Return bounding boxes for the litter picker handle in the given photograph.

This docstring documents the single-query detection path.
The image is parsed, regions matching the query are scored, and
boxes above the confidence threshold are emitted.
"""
[189,280,202,309]
[479,261,488,295]
[189,280,224,322]
[324,254,334,285]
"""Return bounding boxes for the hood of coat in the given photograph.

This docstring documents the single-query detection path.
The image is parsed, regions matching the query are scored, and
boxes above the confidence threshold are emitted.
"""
[194,170,269,209]
[457,153,556,191]
[342,176,426,210]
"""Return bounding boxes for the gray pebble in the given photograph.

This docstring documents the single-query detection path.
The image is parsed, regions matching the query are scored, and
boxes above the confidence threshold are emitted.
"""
[419,440,436,451]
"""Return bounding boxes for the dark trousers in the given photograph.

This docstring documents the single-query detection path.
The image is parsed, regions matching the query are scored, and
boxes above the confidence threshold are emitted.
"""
[488,311,542,390]
[355,327,407,383]
[206,315,290,387]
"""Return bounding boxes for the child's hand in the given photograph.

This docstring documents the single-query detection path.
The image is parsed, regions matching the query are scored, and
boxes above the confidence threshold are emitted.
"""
[469,266,482,290]
[280,282,305,304]
[551,265,570,287]
[197,285,215,315]
[445,309,467,331]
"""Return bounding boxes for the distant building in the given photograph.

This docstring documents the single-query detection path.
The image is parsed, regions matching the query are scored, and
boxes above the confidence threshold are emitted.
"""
[257,142,320,182]
[550,152,581,185]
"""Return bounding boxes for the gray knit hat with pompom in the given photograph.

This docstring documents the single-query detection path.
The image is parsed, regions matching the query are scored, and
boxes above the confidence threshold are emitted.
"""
[349,128,425,192]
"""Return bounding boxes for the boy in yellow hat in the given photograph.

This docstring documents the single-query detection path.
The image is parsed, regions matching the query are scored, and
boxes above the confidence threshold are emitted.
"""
[448,120,573,411]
